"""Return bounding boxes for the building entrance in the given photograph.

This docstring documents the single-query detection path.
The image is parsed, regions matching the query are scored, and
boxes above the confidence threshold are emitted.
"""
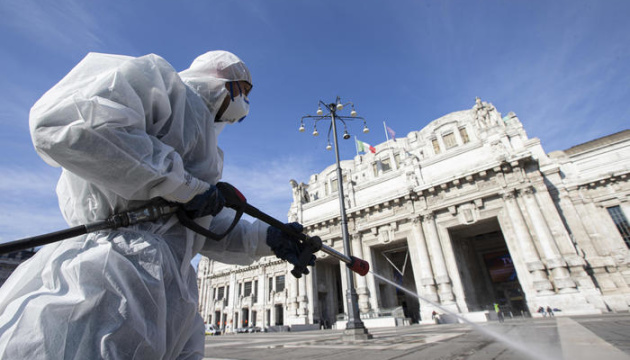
[448,218,527,315]
[315,259,343,328]
[241,308,249,328]
[274,304,284,325]
[371,242,420,323]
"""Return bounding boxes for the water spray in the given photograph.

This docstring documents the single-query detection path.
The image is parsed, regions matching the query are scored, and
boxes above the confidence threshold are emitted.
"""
[370,271,559,360]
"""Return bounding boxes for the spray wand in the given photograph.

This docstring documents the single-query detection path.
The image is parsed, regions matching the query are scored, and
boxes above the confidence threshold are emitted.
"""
[0,182,369,278]
[177,182,369,278]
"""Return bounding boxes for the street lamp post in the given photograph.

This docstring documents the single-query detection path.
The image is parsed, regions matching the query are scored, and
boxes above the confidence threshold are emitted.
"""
[300,97,372,340]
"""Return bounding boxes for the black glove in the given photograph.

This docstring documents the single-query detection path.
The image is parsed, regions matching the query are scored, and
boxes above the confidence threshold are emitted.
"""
[266,222,316,270]
[182,185,226,219]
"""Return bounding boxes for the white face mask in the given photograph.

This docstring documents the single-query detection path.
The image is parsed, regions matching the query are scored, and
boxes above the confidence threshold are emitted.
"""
[219,93,250,123]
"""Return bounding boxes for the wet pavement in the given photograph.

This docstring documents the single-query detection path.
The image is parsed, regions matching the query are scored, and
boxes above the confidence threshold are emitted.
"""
[203,313,630,360]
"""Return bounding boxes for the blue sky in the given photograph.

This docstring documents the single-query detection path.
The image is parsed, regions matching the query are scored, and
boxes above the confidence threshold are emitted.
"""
[0,0,628,246]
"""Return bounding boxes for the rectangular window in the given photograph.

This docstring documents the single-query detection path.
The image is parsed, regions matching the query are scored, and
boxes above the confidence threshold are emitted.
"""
[432,139,441,154]
[373,159,391,175]
[459,127,470,144]
[608,206,630,248]
[244,281,252,296]
[254,280,258,303]
[381,158,391,173]
[276,275,285,292]
[443,133,457,149]
[213,287,216,300]
[238,283,242,296]
[269,277,273,294]
[217,286,225,300]
[331,178,338,193]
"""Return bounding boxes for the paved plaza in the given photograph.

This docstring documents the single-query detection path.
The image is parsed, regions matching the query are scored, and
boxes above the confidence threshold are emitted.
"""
[203,314,630,360]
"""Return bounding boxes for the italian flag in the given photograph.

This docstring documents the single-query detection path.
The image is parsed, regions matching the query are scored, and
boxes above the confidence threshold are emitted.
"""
[356,139,376,154]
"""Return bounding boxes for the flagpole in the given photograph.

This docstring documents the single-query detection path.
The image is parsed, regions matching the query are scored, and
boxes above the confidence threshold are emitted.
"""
[384,121,393,152]
[354,136,359,156]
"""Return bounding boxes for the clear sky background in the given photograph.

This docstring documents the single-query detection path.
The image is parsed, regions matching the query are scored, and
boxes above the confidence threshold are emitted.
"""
[0,0,628,249]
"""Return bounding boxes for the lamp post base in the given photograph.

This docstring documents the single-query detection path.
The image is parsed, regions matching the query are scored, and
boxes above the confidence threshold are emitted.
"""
[342,327,373,341]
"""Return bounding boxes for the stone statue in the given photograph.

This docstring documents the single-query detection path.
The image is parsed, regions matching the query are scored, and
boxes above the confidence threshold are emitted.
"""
[288,211,298,223]
[290,179,300,204]
[473,97,488,128]
[473,97,501,128]
[300,183,310,203]
[486,102,503,127]
[290,179,310,204]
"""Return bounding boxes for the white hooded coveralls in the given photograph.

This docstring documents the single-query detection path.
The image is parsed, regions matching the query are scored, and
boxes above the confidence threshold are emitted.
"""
[0,51,270,359]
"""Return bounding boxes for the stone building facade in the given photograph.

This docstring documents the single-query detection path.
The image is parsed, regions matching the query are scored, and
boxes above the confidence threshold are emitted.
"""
[197,99,630,330]
[0,249,36,287]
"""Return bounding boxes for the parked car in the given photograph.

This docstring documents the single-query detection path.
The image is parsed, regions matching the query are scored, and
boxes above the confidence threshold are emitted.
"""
[246,326,262,333]
[234,325,262,334]
[205,324,221,336]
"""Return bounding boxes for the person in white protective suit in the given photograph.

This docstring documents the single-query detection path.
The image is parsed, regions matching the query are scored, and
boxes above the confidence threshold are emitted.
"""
[0,51,311,359]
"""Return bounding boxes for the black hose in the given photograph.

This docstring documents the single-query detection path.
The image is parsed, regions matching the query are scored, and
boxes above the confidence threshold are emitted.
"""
[0,225,88,254]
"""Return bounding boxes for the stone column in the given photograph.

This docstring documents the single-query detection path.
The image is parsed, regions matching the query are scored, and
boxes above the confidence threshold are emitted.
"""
[582,203,613,255]
[409,216,438,302]
[270,304,276,326]
[554,189,604,297]
[198,276,206,318]
[362,241,380,313]
[258,268,267,328]
[559,189,599,258]
[352,233,371,313]
[339,260,349,316]
[583,200,616,255]
[298,276,309,317]
[229,273,237,330]
[229,273,236,308]
[220,285,227,330]
[306,266,316,324]
[521,187,577,293]
[203,278,212,321]
[197,260,208,319]
[258,271,266,307]
[288,269,299,317]
[536,188,584,259]
[502,191,554,295]
[423,212,455,304]
[408,216,439,322]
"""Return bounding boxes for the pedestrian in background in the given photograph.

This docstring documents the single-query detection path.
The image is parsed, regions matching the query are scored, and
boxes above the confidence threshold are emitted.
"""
[546,306,554,317]
[494,303,504,323]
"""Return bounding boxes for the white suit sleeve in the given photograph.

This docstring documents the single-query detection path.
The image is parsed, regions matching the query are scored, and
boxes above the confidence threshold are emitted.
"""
[200,208,274,265]
[30,53,208,203]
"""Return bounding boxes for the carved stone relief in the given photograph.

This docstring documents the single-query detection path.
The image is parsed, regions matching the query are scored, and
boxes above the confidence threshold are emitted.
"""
[457,202,478,225]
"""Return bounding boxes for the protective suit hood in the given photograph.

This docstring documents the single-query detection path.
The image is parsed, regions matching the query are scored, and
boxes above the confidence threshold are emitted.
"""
[179,51,252,118]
